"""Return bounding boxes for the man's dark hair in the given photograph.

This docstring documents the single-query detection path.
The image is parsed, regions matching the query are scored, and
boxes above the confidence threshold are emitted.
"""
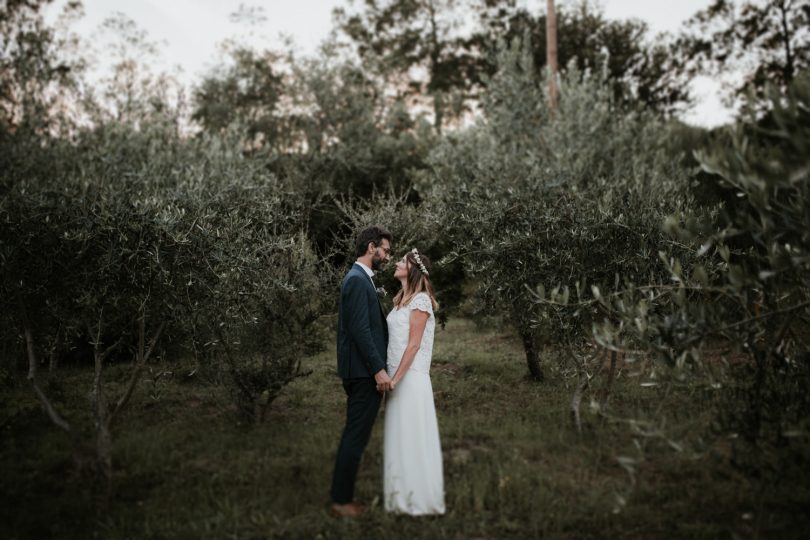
[354,226,392,257]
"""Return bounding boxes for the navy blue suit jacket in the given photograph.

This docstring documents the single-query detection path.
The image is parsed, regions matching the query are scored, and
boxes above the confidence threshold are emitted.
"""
[336,263,388,379]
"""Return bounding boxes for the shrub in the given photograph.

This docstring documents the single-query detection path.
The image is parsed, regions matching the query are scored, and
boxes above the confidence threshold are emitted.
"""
[594,73,810,486]
[0,117,332,502]
[417,38,694,381]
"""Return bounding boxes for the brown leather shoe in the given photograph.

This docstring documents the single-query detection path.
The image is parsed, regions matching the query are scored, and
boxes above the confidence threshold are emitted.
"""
[330,502,367,518]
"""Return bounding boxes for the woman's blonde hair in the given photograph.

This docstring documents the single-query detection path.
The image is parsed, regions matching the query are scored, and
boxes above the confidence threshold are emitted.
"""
[393,249,439,311]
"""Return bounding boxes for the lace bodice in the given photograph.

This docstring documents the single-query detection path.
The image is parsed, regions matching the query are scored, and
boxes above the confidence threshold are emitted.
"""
[386,292,435,375]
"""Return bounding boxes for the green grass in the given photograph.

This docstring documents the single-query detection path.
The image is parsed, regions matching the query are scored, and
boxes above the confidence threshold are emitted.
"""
[1,319,807,539]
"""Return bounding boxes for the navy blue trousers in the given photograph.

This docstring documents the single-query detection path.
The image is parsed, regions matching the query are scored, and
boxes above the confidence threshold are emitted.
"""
[330,378,383,504]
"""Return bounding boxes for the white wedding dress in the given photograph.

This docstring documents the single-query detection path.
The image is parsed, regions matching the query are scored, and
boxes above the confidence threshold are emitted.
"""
[383,292,445,515]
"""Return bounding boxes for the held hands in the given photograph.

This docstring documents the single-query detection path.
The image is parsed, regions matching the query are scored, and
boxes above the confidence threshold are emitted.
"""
[374,369,395,393]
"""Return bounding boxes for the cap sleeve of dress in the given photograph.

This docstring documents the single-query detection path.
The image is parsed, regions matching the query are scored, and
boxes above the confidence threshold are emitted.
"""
[409,292,433,315]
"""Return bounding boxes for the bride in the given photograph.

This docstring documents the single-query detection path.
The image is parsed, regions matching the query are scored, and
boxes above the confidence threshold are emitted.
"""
[381,248,445,515]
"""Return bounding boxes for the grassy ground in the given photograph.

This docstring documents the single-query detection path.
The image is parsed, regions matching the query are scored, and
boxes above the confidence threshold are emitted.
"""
[1,319,807,539]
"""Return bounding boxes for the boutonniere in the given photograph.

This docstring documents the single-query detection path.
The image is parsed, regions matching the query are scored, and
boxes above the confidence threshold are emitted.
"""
[376,286,388,298]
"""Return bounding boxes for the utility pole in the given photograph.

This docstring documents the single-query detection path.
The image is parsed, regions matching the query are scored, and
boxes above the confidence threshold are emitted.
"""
[546,0,559,113]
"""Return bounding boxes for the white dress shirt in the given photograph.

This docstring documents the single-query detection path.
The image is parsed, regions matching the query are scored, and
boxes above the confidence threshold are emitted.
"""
[356,261,375,285]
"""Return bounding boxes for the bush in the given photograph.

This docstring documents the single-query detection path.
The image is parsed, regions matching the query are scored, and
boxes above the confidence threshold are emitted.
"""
[417,38,694,381]
[0,116,333,502]
[595,72,810,488]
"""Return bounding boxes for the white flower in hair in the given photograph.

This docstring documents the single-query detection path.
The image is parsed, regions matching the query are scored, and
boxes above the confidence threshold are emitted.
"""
[411,248,429,275]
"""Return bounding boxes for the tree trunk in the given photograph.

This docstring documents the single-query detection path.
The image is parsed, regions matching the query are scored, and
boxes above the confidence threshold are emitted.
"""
[432,92,444,136]
[778,0,795,85]
[427,0,444,134]
[89,313,163,509]
[49,325,61,373]
[546,0,559,113]
[750,346,767,444]
[92,319,113,511]
[20,298,73,434]
[570,370,589,434]
[94,421,114,512]
[110,318,164,423]
[255,397,265,425]
[568,347,609,433]
[599,350,618,406]
[518,326,544,382]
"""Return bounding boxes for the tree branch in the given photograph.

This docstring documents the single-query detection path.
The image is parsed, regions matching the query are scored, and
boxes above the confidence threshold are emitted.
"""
[23,321,72,434]
[778,0,795,84]
[109,318,166,424]
[718,299,810,333]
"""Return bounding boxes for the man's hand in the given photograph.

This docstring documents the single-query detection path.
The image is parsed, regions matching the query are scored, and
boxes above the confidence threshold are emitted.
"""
[374,369,394,393]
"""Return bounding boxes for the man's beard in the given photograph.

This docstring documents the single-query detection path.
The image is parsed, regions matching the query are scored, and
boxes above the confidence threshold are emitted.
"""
[371,253,384,271]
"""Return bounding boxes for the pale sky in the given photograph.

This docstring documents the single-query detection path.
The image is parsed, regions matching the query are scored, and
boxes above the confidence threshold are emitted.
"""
[46,0,730,127]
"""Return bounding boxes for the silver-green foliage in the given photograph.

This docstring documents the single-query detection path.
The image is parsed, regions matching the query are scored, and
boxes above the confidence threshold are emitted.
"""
[1,119,330,427]
[417,38,694,377]
[595,73,810,476]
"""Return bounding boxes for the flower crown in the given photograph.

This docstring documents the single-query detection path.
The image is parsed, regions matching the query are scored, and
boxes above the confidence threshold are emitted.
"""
[411,248,429,276]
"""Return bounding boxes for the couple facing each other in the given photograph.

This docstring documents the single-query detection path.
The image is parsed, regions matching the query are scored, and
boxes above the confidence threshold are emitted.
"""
[330,226,445,518]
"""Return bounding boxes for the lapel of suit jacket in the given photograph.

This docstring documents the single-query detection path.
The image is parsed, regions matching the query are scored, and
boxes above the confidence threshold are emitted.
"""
[353,263,387,323]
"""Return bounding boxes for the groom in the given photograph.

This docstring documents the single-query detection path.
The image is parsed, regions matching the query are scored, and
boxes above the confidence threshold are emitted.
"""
[330,226,394,518]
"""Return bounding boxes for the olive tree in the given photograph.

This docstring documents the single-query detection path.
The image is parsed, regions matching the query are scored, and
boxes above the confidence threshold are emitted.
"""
[0,115,332,505]
[593,74,810,474]
[418,38,693,383]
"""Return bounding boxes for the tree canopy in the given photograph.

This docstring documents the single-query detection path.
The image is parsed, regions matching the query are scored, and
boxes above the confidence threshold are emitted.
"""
[678,0,810,106]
